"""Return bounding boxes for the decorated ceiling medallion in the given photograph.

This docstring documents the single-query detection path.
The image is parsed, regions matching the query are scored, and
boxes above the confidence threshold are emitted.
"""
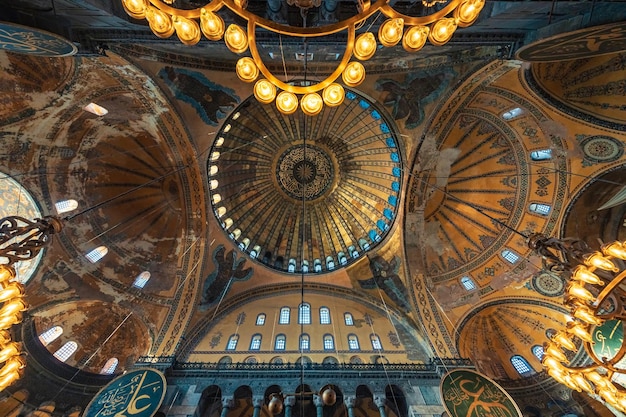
[208,89,402,274]
[0,22,77,57]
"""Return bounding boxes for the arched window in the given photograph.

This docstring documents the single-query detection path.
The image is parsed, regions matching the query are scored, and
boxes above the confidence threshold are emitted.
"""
[511,355,533,376]
[256,313,266,326]
[326,256,335,270]
[348,334,360,350]
[299,303,311,324]
[250,334,262,350]
[338,252,347,265]
[275,334,286,350]
[324,334,334,350]
[530,149,552,161]
[279,307,290,324]
[348,246,358,258]
[100,358,119,375]
[209,179,219,190]
[288,258,296,273]
[532,345,544,361]
[250,245,261,259]
[216,207,227,217]
[55,199,78,214]
[53,341,77,362]
[314,259,322,272]
[213,194,222,205]
[239,238,250,250]
[370,334,382,350]
[501,107,523,120]
[300,334,310,351]
[209,165,218,175]
[461,276,476,291]
[344,313,354,326]
[529,203,551,216]
[301,260,309,273]
[39,326,63,346]
[319,307,331,324]
[501,249,519,264]
[85,246,108,263]
[133,271,150,288]
[226,334,239,350]
[358,239,370,250]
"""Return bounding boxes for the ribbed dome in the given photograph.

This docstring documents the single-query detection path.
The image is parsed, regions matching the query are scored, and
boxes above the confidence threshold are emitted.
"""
[208,90,402,273]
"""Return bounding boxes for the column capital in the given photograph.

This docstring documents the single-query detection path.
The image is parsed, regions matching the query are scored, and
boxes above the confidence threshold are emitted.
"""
[374,395,387,408]
[252,396,265,408]
[284,396,297,407]
[344,396,356,408]
[222,396,235,409]
[313,394,324,407]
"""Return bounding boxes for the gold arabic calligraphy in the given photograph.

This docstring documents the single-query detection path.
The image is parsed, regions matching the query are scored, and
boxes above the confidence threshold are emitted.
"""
[444,374,517,417]
[93,371,163,417]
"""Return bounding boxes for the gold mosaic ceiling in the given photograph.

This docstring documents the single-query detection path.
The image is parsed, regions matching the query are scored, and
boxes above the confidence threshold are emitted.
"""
[208,91,402,273]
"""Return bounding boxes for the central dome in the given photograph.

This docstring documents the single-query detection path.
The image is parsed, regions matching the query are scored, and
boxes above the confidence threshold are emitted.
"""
[208,90,402,274]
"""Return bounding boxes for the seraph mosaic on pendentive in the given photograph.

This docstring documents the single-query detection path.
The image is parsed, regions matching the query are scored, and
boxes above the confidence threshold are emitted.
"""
[375,69,454,129]
[199,245,253,311]
[159,66,240,126]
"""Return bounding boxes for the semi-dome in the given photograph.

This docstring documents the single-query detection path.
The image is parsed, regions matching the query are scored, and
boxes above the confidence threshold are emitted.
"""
[208,90,402,273]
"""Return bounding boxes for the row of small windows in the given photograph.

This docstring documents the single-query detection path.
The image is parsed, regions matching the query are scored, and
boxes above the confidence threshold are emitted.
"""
[38,326,118,374]
[255,308,354,326]
[226,333,383,351]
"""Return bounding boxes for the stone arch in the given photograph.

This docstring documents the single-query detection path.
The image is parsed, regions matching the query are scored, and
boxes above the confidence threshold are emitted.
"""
[385,385,407,417]
[196,385,222,417]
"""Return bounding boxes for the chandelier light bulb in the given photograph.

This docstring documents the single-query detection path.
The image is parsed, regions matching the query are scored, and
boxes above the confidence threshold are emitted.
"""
[428,18,457,46]
[354,32,377,60]
[602,241,626,259]
[121,0,147,19]
[565,321,593,342]
[301,93,324,116]
[454,0,485,27]
[276,91,299,115]
[573,305,603,325]
[172,15,201,45]
[551,331,576,351]
[225,24,248,54]
[0,342,20,364]
[322,84,345,107]
[254,79,276,104]
[200,8,225,41]
[0,265,15,284]
[544,343,568,363]
[572,373,594,393]
[0,356,25,379]
[236,57,259,82]
[145,6,175,38]
[342,62,366,87]
[403,26,429,52]
[584,252,618,272]
[378,18,404,47]
[567,282,595,303]
[571,265,604,285]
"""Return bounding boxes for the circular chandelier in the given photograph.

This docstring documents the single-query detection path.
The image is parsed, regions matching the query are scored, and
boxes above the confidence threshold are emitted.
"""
[529,234,626,413]
[120,0,485,114]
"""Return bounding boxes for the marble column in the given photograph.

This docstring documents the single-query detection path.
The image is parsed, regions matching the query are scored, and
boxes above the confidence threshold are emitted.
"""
[252,396,264,417]
[344,396,356,417]
[313,394,324,417]
[374,396,387,417]
[220,396,234,417]
[284,396,296,417]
